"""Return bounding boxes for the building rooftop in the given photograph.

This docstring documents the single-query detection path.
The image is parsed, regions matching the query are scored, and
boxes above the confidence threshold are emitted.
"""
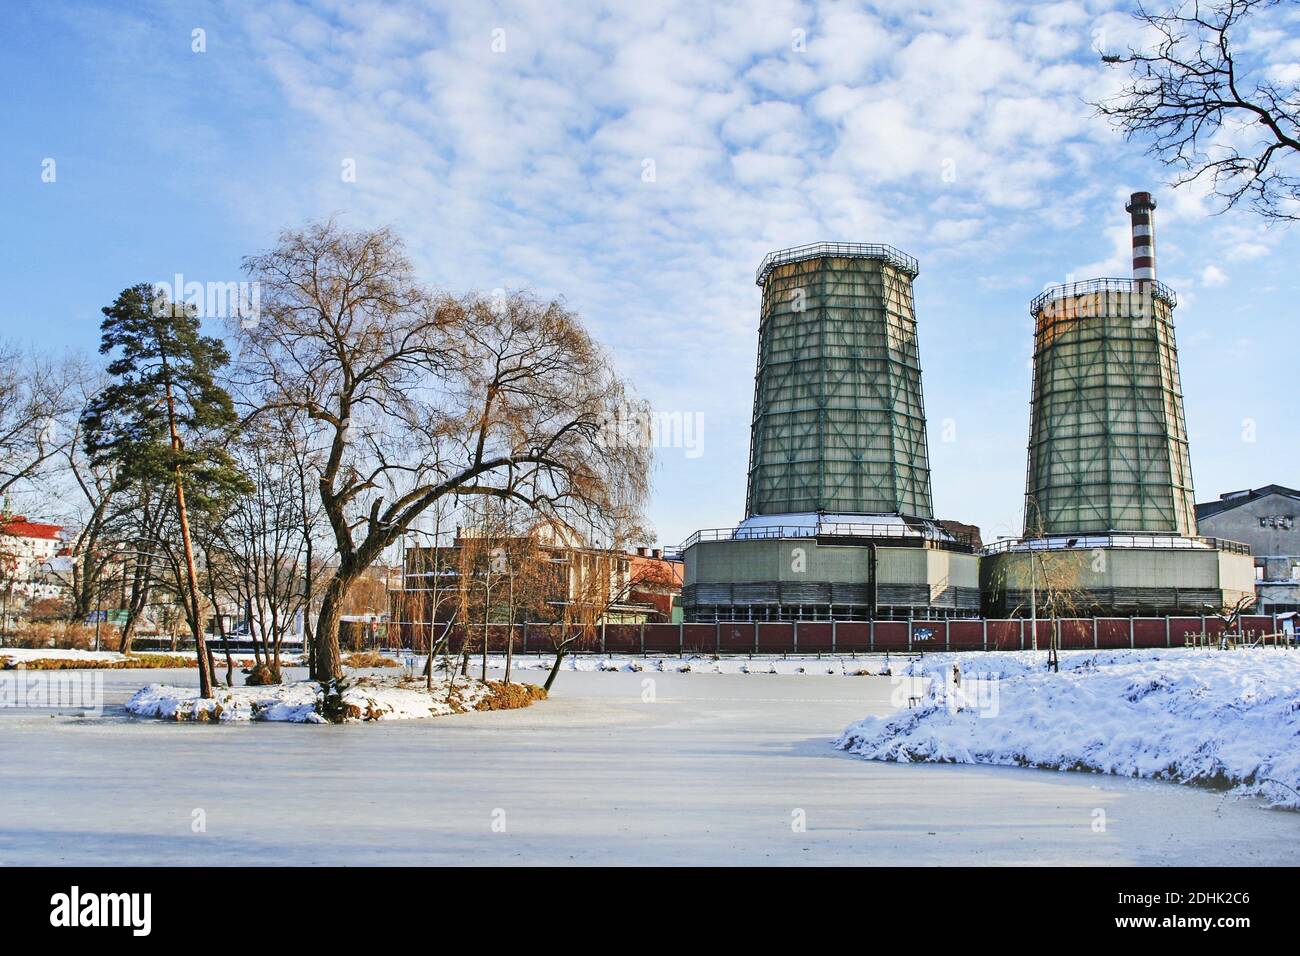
[0,516,63,541]
[1196,484,1300,520]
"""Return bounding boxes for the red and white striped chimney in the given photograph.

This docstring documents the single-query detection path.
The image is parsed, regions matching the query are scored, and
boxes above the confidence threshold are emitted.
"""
[1125,191,1156,283]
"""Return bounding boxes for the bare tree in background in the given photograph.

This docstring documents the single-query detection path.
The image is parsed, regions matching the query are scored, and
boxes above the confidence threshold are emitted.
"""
[541,513,648,693]
[239,220,651,684]
[209,418,324,682]
[404,499,460,691]
[59,371,120,627]
[498,506,553,686]
[0,343,82,501]
[101,483,174,653]
[1097,0,1300,219]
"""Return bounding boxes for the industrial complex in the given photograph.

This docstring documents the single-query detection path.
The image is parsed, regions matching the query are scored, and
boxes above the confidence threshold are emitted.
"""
[682,194,1257,622]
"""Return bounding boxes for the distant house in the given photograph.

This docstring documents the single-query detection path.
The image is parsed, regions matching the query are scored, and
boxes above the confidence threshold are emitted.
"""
[1196,485,1300,613]
[0,515,67,605]
[395,518,684,642]
[627,546,685,622]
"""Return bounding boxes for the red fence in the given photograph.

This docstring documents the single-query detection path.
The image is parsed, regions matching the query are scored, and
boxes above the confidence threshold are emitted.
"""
[415,614,1285,655]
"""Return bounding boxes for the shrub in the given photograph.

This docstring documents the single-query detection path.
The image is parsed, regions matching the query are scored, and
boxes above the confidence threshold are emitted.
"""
[244,662,281,685]
[475,680,547,711]
[7,621,112,650]
[343,651,400,669]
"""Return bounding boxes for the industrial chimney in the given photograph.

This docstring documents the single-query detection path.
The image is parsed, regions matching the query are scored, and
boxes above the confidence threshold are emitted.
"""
[1125,191,1156,282]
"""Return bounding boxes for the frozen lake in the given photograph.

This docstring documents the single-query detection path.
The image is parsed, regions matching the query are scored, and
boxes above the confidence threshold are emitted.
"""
[1,664,1296,865]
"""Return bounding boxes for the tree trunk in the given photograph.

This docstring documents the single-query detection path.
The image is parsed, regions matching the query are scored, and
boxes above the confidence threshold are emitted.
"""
[505,624,514,686]
[162,363,212,698]
[312,579,346,683]
[425,619,452,690]
[213,605,234,687]
[480,582,491,682]
[173,468,211,697]
[118,557,151,655]
[543,648,566,692]
[118,612,138,654]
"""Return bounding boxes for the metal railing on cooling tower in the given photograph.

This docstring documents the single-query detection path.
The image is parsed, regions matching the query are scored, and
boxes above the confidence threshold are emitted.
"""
[680,522,975,552]
[980,534,1250,556]
[755,242,920,285]
[1029,276,1177,316]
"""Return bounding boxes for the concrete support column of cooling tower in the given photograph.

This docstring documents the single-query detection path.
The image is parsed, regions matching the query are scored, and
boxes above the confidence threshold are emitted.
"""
[1126,191,1156,282]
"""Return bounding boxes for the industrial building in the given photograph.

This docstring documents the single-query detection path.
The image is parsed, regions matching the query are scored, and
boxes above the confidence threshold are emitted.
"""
[681,242,980,622]
[1197,485,1300,613]
[982,193,1255,617]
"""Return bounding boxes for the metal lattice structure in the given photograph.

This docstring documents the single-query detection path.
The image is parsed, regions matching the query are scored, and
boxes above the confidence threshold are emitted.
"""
[745,243,934,519]
[1024,278,1198,536]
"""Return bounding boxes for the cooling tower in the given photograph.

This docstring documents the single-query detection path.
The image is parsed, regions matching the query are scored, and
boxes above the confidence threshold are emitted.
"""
[745,243,933,518]
[1023,193,1196,536]
[680,242,980,623]
[981,192,1254,617]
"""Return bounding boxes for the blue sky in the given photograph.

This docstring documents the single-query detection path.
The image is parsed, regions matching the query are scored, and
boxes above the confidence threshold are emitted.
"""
[2,0,1297,547]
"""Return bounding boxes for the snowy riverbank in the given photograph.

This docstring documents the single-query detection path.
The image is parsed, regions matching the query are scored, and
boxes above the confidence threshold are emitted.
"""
[836,649,1300,808]
[126,675,543,723]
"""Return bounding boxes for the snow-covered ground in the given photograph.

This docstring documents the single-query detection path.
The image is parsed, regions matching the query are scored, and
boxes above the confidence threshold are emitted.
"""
[0,647,309,668]
[126,675,496,722]
[837,648,1300,809]
[445,652,895,675]
[1,647,131,664]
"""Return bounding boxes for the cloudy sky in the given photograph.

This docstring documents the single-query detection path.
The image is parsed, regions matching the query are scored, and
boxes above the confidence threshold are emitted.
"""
[3,0,1298,546]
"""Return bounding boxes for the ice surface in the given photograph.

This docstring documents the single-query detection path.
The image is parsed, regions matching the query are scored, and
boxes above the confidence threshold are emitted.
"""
[1,666,1297,865]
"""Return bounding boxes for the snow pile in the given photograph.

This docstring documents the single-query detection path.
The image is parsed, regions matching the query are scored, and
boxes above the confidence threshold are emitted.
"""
[891,648,1182,680]
[1,648,129,665]
[128,681,323,722]
[126,675,498,723]
[837,650,1300,809]
[468,653,897,676]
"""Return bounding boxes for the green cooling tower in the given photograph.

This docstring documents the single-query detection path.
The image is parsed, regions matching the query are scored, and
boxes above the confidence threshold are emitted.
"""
[1023,194,1197,537]
[744,242,933,519]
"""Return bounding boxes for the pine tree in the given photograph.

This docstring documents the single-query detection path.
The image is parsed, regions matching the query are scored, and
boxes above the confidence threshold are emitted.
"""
[82,284,248,697]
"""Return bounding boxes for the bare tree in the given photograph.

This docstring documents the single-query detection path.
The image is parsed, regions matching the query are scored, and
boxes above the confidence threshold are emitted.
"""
[403,500,461,690]
[0,343,82,501]
[208,418,324,682]
[1096,0,1300,219]
[540,513,648,693]
[1208,593,1256,647]
[238,220,650,684]
[58,372,120,627]
[100,482,175,653]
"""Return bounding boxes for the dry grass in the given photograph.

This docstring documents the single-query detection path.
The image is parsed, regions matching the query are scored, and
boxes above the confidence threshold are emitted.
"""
[474,680,548,711]
[3,623,103,650]
[1,653,199,670]
[343,651,401,669]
